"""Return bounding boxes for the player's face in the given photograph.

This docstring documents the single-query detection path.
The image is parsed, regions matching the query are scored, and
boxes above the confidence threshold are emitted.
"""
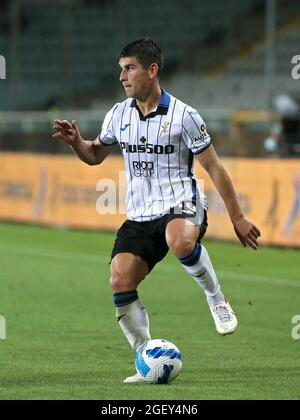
[119,56,151,99]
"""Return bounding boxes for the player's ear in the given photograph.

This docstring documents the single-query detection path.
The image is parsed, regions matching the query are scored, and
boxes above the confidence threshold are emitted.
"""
[149,63,159,79]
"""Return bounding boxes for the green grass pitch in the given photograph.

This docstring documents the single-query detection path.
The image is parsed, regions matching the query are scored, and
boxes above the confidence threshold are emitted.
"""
[0,222,299,400]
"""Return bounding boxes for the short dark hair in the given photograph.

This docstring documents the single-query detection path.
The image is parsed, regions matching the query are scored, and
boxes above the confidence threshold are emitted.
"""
[119,38,164,76]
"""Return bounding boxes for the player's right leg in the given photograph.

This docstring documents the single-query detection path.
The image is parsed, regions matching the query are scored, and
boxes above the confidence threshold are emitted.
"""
[110,252,150,350]
[109,218,169,382]
[110,252,150,383]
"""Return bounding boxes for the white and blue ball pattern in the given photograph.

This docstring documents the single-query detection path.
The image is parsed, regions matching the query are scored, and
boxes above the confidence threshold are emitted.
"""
[135,339,182,384]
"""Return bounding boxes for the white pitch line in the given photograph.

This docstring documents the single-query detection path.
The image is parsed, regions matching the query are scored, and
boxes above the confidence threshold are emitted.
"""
[0,243,299,288]
[0,243,106,263]
[155,262,300,288]
[215,270,300,288]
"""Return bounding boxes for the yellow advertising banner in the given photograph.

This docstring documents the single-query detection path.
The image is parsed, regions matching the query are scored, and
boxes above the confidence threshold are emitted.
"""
[194,158,300,247]
[0,152,299,247]
[0,152,127,230]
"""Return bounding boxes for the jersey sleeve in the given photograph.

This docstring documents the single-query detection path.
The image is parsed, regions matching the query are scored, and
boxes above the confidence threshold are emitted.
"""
[98,104,119,146]
[182,108,211,155]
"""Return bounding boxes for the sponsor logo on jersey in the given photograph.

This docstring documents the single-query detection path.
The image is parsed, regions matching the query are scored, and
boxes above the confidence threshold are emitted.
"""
[194,125,209,144]
[133,161,155,177]
[120,141,175,155]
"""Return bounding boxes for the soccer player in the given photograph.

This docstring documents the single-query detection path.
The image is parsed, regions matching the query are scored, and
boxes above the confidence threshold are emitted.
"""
[53,38,261,383]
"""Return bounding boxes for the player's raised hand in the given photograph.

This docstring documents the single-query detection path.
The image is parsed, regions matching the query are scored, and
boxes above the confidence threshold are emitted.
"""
[52,119,81,145]
[233,217,261,250]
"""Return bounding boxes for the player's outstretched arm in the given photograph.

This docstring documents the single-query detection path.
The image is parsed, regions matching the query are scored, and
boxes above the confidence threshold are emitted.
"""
[52,119,117,165]
[196,145,261,250]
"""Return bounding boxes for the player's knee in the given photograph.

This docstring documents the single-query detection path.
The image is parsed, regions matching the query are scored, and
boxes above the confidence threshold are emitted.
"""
[167,235,195,258]
[110,271,126,292]
[109,268,136,292]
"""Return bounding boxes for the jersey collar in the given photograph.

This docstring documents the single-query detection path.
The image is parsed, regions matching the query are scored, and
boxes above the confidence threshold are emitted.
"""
[130,89,171,121]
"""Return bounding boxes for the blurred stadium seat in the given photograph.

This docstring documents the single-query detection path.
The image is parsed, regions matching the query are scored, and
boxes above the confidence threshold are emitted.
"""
[0,0,300,243]
[0,0,300,156]
[1,0,298,112]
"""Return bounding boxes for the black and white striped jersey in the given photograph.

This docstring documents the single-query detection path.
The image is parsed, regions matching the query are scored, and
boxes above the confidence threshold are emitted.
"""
[99,89,211,222]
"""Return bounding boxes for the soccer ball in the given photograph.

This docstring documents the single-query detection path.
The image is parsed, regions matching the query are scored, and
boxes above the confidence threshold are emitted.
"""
[135,339,182,384]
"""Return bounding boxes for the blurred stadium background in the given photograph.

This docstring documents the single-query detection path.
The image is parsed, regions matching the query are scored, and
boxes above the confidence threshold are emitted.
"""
[1,0,300,401]
[0,0,300,246]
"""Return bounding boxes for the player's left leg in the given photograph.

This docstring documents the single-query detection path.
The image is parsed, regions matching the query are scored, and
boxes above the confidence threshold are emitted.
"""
[165,218,237,335]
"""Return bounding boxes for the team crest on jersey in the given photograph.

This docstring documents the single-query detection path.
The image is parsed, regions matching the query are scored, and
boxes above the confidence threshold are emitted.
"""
[160,122,170,136]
